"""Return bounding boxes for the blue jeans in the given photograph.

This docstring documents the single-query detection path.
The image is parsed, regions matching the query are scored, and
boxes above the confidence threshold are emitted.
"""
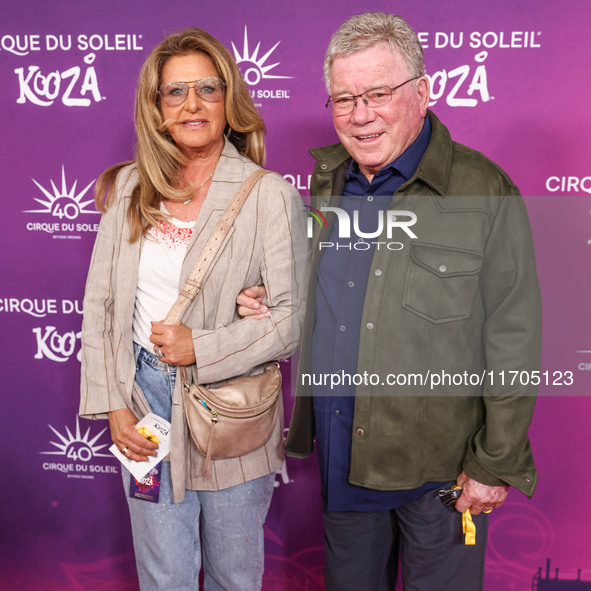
[123,345,275,590]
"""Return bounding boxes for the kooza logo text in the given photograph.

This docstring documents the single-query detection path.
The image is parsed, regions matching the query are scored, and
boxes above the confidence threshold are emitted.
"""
[15,53,102,107]
[33,326,81,362]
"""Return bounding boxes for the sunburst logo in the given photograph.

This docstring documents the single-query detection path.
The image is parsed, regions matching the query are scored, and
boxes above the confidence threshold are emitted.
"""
[231,26,292,86]
[24,166,98,220]
[40,416,111,462]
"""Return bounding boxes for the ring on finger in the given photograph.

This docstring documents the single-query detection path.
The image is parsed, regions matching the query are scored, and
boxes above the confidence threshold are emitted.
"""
[120,447,130,455]
[155,346,164,359]
[482,506,493,513]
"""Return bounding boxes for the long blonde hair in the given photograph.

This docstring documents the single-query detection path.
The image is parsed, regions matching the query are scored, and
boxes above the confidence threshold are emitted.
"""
[96,28,266,242]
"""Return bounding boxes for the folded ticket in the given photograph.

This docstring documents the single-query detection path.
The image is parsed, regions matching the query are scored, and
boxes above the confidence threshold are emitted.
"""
[109,413,171,481]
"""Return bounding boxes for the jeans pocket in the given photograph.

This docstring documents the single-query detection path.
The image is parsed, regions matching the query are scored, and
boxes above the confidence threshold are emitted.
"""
[135,349,174,422]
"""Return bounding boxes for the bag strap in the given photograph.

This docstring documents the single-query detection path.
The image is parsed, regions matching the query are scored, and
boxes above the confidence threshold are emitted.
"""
[164,168,270,325]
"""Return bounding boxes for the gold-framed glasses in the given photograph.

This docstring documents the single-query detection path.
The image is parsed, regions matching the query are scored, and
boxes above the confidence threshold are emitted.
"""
[158,76,226,107]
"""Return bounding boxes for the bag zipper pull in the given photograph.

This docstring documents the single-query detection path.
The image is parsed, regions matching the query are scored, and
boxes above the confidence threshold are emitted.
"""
[195,397,219,423]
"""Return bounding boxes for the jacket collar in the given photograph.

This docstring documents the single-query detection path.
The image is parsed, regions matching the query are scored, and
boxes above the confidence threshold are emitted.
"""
[412,110,452,196]
[309,110,453,196]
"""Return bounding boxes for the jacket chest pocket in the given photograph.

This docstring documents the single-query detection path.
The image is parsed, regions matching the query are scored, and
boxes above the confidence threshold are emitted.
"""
[402,242,483,324]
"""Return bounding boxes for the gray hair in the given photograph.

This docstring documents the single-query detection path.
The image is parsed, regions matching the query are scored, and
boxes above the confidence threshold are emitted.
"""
[324,12,425,92]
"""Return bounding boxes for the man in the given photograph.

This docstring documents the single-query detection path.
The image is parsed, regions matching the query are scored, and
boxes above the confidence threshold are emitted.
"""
[239,12,540,590]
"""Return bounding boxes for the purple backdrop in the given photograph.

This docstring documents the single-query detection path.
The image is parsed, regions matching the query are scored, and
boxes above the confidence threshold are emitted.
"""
[2,0,590,589]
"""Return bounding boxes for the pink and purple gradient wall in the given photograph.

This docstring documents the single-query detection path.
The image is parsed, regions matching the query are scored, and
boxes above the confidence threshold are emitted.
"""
[2,0,590,589]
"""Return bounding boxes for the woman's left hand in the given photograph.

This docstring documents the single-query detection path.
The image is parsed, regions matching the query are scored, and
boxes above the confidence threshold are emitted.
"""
[150,321,196,366]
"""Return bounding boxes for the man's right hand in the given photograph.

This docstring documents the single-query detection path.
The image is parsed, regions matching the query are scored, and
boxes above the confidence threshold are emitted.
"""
[236,285,270,319]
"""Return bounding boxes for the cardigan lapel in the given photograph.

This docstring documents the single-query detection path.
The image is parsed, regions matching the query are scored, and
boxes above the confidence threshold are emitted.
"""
[117,222,142,358]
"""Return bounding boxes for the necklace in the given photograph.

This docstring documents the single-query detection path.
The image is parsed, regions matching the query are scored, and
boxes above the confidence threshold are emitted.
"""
[183,172,214,205]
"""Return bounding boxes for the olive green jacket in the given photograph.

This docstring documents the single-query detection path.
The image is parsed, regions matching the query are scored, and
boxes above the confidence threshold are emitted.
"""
[284,111,541,497]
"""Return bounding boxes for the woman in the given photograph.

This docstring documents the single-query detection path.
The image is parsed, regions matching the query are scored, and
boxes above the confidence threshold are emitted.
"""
[79,28,307,590]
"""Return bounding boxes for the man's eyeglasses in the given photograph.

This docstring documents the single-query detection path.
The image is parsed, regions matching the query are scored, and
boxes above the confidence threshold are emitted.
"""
[158,77,226,108]
[325,77,420,114]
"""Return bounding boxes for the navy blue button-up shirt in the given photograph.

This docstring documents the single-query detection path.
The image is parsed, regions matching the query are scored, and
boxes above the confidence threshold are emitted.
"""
[311,117,444,511]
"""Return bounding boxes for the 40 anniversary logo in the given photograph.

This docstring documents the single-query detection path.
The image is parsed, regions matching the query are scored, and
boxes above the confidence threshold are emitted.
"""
[40,416,118,478]
[23,166,100,238]
[231,26,292,103]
